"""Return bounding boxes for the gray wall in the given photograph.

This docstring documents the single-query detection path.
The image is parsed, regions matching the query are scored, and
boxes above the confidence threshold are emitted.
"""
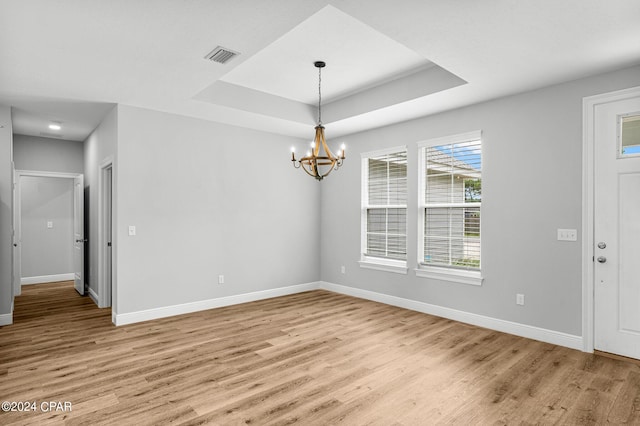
[115,105,320,314]
[0,105,13,319]
[19,176,74,278]
[320,64,640,337]
[13,134,84,173]
[84,106,117,295]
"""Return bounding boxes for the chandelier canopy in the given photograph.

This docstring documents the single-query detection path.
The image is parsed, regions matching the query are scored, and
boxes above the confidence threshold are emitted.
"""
[291,61,345,181]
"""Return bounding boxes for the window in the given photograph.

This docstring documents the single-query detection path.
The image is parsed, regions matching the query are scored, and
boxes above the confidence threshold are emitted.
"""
[620,113,640,157]
[360,147,408,274]
[417,131,483,285]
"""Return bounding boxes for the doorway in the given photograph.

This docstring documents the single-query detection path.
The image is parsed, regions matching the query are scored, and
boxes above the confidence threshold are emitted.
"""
[583,86,640,359]
[13,171,85,297]
[98,160,114,309]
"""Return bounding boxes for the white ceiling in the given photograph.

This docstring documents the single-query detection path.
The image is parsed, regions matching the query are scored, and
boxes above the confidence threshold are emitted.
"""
[1,0,639,141]
[220,6,431,104]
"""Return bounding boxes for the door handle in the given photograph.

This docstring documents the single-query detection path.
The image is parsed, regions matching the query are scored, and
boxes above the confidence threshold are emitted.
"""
[597,256,607,263]
[76,238,88,243]
[13,243,17,247]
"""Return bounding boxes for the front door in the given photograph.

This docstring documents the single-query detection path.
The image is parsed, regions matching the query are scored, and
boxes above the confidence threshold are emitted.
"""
[594,91,640,359]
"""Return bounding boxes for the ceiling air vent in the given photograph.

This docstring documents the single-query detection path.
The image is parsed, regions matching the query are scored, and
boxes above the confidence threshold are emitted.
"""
[204,46,240,64]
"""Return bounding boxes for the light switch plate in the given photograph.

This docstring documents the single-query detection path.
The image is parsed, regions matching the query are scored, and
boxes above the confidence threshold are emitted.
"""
[47,221,53,229]
[128,225,136,236]
[557,228,577,241]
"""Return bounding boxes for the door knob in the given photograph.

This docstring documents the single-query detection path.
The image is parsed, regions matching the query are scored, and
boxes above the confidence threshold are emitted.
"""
[597,256,607,263]
[597,242,606,249]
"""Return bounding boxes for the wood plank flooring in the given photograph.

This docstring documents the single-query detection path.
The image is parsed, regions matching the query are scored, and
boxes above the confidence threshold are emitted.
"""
[1,282,640,425]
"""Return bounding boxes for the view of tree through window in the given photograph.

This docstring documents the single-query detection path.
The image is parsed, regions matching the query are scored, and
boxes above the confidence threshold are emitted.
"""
[422,139,481,270]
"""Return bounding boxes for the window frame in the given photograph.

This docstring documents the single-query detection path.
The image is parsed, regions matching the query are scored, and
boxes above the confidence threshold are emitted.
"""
[416,131,483,286]
[359,146,408,275]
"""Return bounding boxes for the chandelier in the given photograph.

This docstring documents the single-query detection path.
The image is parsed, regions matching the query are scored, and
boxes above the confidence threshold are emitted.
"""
[291,61,345,180]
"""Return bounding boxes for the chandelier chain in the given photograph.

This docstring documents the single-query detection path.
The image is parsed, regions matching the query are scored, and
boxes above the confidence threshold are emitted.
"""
[318,65,322,125]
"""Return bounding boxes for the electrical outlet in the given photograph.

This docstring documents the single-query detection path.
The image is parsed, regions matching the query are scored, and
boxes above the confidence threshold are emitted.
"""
[47,221,53,229]
[516,294,525,306]
[218,275,224,284]
[341,265,346,274]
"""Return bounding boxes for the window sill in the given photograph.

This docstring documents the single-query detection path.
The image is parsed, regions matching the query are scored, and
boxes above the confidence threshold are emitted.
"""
[359,258,408,275]
[415,266,483,286]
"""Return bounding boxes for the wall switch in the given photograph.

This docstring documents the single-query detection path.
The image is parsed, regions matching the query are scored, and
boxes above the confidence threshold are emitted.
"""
[218,275,224,284]
[128,225,136,236]
[516,294,525,306]
[47,221,53,229]
[557,228,577,241]
[341,265,346,274]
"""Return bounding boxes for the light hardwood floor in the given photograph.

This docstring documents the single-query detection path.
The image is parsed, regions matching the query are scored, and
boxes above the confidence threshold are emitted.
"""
[1,282,640,425]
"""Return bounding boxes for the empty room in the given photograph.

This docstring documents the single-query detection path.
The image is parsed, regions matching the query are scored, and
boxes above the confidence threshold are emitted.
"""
[1,1,640,424]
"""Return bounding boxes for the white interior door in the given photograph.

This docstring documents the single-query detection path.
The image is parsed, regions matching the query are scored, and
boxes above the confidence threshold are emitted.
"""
[594,94,640,359]
[73,175,85,295]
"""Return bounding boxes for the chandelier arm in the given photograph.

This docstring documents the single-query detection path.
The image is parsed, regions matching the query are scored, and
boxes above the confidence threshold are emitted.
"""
[318,126,336,160]
[300,161,318,179]
[320,161,337,179]
[314,126,323,157]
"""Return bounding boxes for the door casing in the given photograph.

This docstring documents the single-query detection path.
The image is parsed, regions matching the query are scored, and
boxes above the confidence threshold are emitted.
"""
[582,85,640,353]
[13,170,85,297]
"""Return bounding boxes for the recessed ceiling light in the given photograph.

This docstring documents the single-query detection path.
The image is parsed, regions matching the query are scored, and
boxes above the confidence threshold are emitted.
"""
[48,123,62,130]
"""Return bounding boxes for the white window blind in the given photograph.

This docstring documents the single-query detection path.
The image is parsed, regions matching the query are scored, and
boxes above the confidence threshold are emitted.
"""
[363,149,407,261]
[422,138,481,270]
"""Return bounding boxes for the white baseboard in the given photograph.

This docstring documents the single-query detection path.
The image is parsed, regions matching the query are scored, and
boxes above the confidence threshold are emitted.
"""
[21,273,75,285]
[0,312,13,326]
[88,287,99,306]
[111,279,582,351]
[319,281,583,351]
[114,281,320,326]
